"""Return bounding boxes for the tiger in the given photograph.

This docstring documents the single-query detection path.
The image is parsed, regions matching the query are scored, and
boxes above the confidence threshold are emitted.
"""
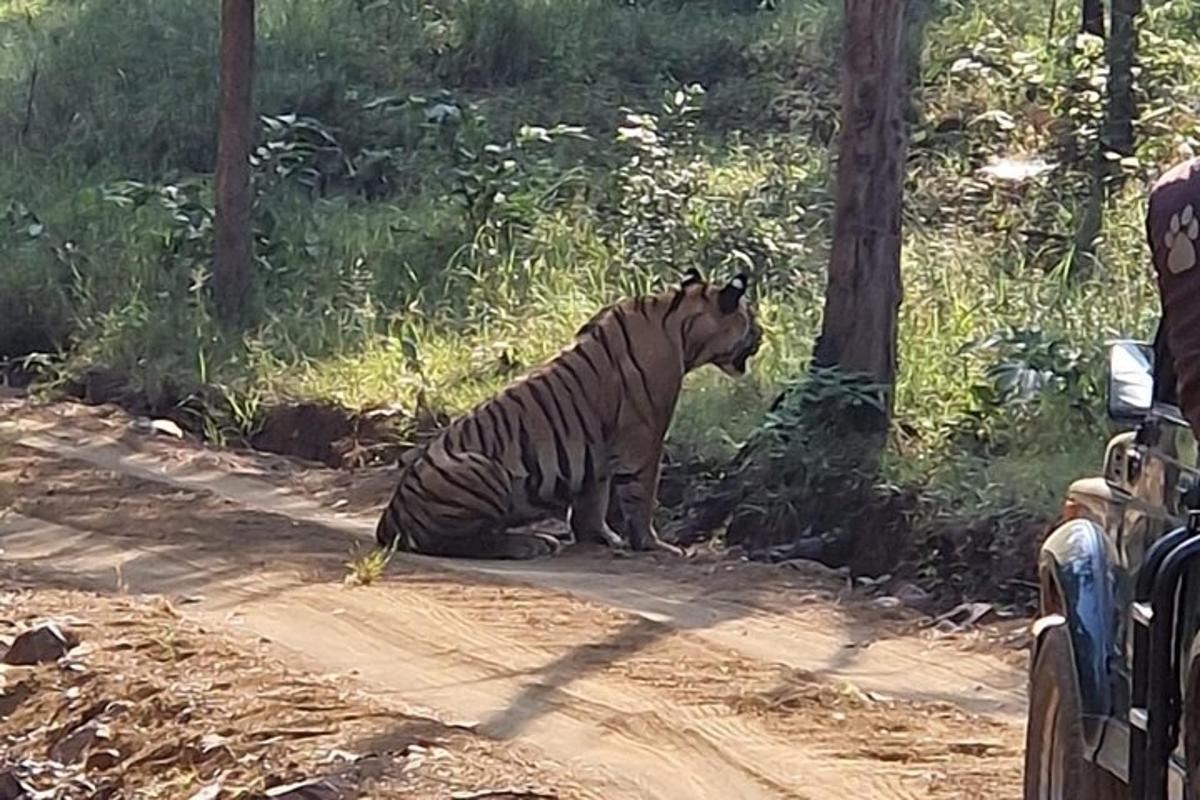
[374,269,762,559]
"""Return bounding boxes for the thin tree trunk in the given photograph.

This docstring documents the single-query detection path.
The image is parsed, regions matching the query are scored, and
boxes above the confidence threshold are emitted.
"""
[214,0,255,325]
[812,0,906,418]
[1082,0,1104,37]
[1073,0,1136,276]
[1107,0,1137,157]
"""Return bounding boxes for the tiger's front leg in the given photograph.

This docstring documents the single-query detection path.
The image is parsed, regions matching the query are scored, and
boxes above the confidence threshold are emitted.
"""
[611,449,683,556]
[567,473,626,549]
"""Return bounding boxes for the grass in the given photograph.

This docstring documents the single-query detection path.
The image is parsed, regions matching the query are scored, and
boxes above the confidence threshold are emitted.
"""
[344,541,397,587]
[3,0,1200,576]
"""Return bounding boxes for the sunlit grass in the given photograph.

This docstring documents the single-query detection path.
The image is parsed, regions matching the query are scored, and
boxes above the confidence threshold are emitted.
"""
[1,0,1196,534]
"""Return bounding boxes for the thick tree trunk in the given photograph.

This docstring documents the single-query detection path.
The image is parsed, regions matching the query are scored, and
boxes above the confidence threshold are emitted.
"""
[677,0,915,569]
[1082,0,1105,37]
[214,0,255,325]
[812,0,906,416]
[1106,0,1137,157]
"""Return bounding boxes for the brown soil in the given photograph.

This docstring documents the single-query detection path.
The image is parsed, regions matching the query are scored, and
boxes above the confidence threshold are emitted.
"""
[0,589,582,799]
[0,398,1028,799]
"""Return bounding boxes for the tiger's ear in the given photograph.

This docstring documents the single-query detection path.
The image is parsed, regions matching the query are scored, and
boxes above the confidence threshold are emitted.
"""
[681,268,704,287]
[717,273,749,314]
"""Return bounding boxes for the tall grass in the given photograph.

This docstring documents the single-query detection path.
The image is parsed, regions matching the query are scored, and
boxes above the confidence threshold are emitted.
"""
[1,0,1197,533]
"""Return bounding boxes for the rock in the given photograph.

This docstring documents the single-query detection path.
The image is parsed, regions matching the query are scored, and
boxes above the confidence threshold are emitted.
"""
[265,778,347,800]
[50,720,108,765]
[3,623,78,665]
[450,791,556,800]
[930,601,996,632]
[85,749,122,770]
[149,419,185,438]
[0,771,29,800]
[186,785,222,800]
[893,582,932,609]
[0,680,32,720]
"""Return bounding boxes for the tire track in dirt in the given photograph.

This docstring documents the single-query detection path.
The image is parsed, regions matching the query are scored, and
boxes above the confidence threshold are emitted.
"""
[2,509,929,800]
[0,415,1026,799]
[2,420,1024,716]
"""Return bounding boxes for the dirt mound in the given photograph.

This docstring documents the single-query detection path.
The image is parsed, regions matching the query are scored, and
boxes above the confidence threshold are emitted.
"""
[0,588,581,799]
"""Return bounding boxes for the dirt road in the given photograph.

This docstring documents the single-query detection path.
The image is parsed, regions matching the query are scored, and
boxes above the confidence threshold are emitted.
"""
[0,400,1028,799]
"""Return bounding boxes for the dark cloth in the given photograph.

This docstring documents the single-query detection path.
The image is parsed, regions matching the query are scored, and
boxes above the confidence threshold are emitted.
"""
[1152,316,1178,407]
[1148,156,1200,434]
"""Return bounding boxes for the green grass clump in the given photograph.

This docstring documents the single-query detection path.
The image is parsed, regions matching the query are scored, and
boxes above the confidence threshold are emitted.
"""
[2,0,1199,563]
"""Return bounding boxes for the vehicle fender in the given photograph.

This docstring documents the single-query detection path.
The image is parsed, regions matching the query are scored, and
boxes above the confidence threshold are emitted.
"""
[1034,517,1120,744]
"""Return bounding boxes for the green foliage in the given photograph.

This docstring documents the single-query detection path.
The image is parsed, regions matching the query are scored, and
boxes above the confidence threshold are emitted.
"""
[0,0,1196,589]
[737,368,890,501]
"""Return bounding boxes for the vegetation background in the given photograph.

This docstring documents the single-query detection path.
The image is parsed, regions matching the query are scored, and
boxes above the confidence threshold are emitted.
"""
[2,0,1197,601]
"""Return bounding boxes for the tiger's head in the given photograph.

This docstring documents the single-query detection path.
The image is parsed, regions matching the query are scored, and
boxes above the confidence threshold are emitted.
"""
[674,269,762,376]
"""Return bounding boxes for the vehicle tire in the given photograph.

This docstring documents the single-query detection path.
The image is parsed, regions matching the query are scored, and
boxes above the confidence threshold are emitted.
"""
[1023,625,1125,800]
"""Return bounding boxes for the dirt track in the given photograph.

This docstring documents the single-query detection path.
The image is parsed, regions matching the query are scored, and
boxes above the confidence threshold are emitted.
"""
[0,400,1028,799]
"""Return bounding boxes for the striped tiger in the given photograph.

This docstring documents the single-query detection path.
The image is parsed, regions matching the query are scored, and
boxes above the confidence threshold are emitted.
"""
[375,269,762,559]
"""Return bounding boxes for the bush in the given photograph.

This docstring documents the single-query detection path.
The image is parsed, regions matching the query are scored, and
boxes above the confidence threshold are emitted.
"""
[1,0,1196,601]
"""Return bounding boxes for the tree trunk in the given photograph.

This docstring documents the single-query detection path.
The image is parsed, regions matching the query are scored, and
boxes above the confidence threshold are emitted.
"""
[1081,0,1105,37]
[1106,0,1137,158]
[214,0,255,325]
[675,0,915,568]
[812,0,907,418]
[1073,0,1136,276]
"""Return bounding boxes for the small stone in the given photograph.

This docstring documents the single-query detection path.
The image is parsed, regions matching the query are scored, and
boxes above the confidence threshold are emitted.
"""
[85,749,122,770]
[50,720,105,764]
[149,419,185,439]
[892,582,936,614]
[0,681,33,720]
[0,767,30,800]
[0,771,29,800]
[893,582,932,608]
[186,785,222,800]
[3,623,78,665]
[265,778,345,800]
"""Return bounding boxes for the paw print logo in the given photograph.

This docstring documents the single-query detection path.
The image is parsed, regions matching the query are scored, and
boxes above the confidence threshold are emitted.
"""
[1166,204,1199,274]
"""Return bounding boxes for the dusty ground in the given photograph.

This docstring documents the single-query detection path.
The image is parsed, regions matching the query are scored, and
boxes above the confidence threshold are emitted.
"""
[0,588,582,799]
[0,399,1029,799]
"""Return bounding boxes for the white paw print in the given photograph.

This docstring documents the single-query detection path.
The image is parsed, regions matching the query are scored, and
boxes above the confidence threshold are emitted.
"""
[1166,204,1199,274]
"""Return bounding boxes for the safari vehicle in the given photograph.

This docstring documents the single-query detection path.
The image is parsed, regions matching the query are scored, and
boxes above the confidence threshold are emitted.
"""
[1025,339,1200,800]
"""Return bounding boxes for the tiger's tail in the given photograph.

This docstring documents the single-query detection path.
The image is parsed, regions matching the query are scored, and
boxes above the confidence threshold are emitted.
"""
[375,503,404,551]
[406,531,561,560]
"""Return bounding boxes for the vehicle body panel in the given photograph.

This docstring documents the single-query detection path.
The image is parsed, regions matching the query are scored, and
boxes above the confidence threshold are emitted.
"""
[1032,366,1200,795]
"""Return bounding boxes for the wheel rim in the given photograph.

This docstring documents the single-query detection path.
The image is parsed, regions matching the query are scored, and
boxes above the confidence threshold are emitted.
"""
[1036,683,1067,800]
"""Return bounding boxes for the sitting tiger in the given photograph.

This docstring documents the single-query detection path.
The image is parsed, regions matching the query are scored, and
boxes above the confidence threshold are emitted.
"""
[375,269,762,559]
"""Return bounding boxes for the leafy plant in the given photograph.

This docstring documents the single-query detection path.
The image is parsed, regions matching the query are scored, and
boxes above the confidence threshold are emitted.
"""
[344,541,397,586]
[965,326,1098,409]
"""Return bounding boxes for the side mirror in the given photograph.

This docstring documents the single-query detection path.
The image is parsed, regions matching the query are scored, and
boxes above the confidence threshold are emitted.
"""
[1107,339,1155,424]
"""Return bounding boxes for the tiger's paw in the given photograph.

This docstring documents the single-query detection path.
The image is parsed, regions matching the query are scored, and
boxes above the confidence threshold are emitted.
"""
[651,539,686,557]
[506,532,562,559]
[598,526,628,550]
[631,528,685,557]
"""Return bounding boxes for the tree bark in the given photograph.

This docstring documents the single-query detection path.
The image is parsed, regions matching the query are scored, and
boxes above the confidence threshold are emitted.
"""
[1082,0,1105,37]
[1106,0,1137,157]
[812,0,907,415]
[214,0,255,325]
[677,0,916,560]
